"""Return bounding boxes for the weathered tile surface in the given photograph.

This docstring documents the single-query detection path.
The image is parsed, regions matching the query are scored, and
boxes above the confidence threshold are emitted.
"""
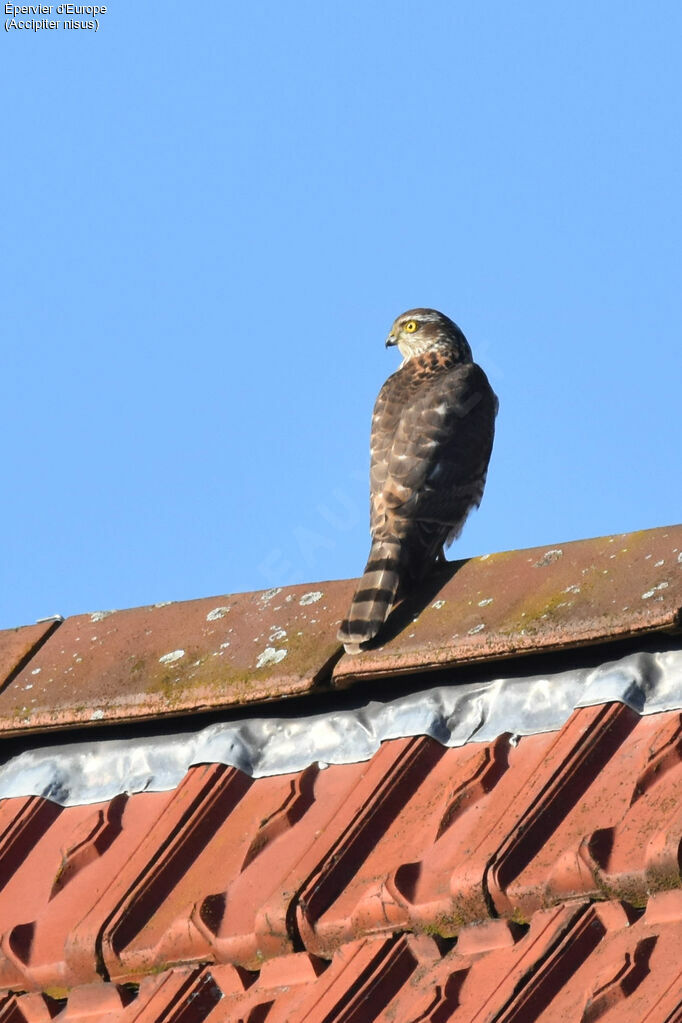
[334,524,682,684]
[1,526,682,1021]
[0,580,354,734]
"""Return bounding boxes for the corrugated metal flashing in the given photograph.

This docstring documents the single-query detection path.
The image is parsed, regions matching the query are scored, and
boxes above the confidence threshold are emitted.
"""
[1,646,680,807]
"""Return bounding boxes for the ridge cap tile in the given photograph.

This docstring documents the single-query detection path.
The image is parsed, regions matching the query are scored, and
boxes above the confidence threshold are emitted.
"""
[0,580,354,737]
[0,620,61,695]
[0,523,679,737]
[333,522,682,684]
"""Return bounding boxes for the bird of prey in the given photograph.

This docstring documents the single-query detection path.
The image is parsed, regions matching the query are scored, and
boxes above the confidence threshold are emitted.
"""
[338,308,498,654]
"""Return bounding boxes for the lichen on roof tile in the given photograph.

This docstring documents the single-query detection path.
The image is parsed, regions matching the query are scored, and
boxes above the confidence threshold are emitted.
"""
[333,523,682,685]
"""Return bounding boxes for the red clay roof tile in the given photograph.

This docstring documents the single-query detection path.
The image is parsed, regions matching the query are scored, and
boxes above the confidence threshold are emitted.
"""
[0,581,354,736]
[0,620,60,693]
[0,525,679,737]
[334,524,682,685]
[1,709,681,1003]
[3,896,682,1020]
[1,525,682,1020]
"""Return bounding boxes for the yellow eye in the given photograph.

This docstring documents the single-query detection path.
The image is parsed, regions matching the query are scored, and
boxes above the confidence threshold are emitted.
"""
[404,320,418,333]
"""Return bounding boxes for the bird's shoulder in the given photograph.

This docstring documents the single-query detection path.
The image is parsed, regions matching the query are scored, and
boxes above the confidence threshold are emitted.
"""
[375,355,496,419]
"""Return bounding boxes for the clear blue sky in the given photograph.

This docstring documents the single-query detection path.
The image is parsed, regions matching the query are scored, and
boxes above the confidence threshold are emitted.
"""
[3,3,681,629]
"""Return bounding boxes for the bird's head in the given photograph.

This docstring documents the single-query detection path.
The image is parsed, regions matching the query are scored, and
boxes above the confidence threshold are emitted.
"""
[386,308,472,363]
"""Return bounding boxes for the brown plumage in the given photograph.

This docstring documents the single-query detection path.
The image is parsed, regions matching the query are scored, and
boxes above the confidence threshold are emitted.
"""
[338,308,498,654]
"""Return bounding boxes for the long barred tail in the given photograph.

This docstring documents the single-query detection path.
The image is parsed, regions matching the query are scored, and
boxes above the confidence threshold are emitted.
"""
[338,539,402,654]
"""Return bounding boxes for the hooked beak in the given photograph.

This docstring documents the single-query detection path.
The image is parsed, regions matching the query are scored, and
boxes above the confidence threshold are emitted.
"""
[385,331,398,348]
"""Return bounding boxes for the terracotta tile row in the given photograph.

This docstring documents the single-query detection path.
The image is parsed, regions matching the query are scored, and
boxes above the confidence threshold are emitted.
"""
[2,893,682,1021]
[0,524,679,736]
[1,709,682,994]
